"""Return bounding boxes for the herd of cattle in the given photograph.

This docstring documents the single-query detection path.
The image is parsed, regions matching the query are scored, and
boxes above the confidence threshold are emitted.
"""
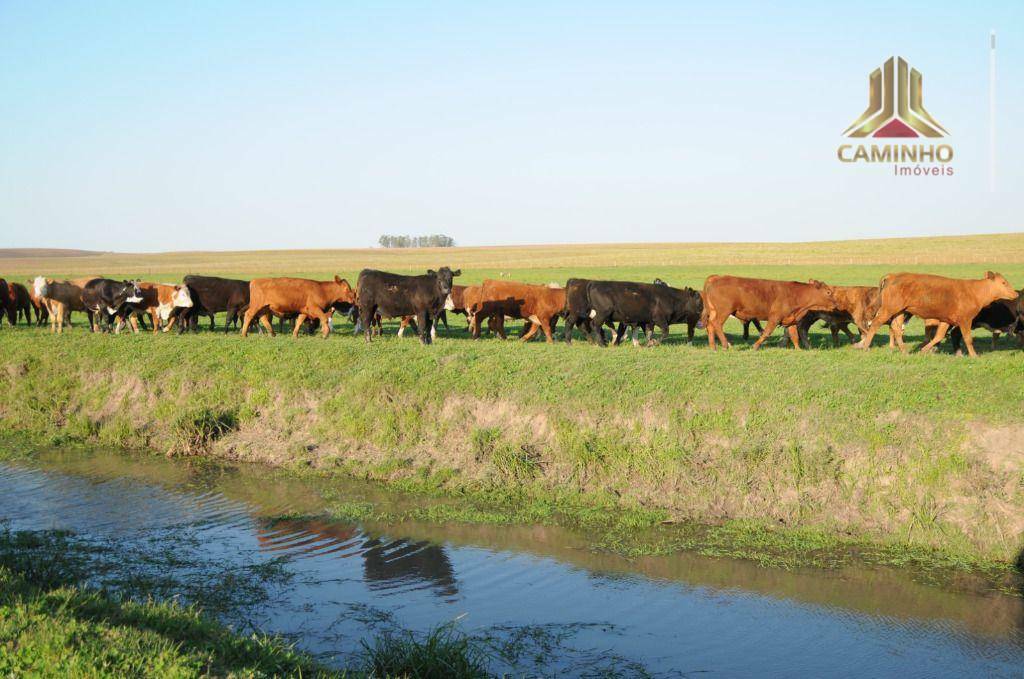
[2,268,1022,356]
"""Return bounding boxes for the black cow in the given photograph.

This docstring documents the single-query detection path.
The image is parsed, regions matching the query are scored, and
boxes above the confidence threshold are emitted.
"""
[0,279,13,327]
[947,296,1023,353]
[794,311,858,348]
[178,275,250,333]
[80,279,144,333]
[577,280,704,347]
[356,267,460,344]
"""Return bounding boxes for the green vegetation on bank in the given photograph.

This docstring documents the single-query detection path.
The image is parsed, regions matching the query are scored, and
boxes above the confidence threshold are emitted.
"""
[1,307,1022,579]
[0,528,492,678]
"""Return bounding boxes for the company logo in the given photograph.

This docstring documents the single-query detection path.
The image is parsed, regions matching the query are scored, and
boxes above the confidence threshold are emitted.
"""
[844,57,946,138]
[837,56,953,176]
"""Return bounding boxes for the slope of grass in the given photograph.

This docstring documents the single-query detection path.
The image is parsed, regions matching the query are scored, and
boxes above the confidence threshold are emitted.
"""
[1,309,1022,571]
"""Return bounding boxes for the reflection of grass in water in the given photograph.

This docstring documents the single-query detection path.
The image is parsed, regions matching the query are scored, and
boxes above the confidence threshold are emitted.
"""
[0,528,333,677]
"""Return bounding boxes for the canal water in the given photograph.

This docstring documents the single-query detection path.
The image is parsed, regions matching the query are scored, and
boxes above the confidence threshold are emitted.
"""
[2,448,1022,677]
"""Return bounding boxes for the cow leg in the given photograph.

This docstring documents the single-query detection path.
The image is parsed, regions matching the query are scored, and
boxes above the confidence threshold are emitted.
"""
[742,320,750,341]
[857,307,897,350]
[654,321,670,346]
[360,305,375,342]
[958,322,978,357]
[591,313,610,346]
[687,322,694,341]
[292,313,308,338]
[315,308,331,338]
[430,317,437,342]
[397,316,410,338]
[829,324,840,348]
[919,322,949,354]
[991,330,1000,350]
[751,319,779,350]
[240,306,262,337]
[416,309,431,345]
[613,322,628,346]
[520,321,541,342]
[257,313,275,336]
[787,324,802,350]
[563,315,576,344]
[541,316,555,343]
[841,324,856,345]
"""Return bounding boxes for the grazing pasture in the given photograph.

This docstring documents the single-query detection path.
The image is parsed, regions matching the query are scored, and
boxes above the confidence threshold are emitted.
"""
[1,233,1023,571]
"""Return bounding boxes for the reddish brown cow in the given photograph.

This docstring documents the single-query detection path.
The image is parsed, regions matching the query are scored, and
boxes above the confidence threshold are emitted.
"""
[466,280,566,343]
[241,276,355,338]
[702,276,839,350]
[856,272,1018,357]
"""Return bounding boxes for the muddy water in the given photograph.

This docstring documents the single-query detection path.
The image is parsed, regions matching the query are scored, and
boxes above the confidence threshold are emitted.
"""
[3,448,1023,677]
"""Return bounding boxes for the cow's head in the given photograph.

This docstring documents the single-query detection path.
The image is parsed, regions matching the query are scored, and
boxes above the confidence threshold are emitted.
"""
[32,276,48,299]
[653,278,668,286]
[808,279,837,302]
[427,267,461,298]
[112,280,144,308]
[985,271,1018,301]
[171,285,193,308]
[331,275,356,305]
[126,280,144,304]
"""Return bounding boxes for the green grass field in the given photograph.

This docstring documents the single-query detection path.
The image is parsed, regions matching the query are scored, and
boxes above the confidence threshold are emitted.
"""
[1,234,1023,573]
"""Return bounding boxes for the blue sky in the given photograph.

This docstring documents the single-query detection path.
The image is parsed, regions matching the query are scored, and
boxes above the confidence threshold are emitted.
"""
[1,1,1020,250]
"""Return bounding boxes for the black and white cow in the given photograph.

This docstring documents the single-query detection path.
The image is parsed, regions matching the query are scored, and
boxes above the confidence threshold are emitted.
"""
[355,267,460,344]
[80,279,144,333]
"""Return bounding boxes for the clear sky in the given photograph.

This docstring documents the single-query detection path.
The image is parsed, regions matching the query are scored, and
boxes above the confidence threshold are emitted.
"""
[1,1,1020,251]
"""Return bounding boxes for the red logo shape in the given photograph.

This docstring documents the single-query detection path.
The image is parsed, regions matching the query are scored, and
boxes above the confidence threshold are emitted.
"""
[872,118,918,138]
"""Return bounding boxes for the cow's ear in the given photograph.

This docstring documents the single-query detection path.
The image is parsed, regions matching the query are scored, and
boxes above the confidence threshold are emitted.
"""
[427,269,436,276]
[453,269,462,277]
[986,271,996,279]
[334,275,342,284]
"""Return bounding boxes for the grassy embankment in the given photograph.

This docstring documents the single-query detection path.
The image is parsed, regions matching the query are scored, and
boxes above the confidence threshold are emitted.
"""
[0,529,488,677]
[2,234,1023,576]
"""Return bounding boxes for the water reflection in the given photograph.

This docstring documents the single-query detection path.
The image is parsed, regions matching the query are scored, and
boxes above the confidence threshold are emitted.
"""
[361,538,458,598]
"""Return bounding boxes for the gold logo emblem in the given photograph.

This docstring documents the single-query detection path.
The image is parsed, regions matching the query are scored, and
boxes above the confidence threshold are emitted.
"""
[844,57,947,138]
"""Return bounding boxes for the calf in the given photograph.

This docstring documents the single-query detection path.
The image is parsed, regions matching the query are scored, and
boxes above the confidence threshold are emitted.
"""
[465,280,566,343]
[132,282,195,334]
[934,293,1022,353]
[81,279,145,333]
[179,275,250,333]
[241,276,355,338]
[585,280,703,347]
[702,276,839,350]
[356,268,460,344]
[856,272,1018,357]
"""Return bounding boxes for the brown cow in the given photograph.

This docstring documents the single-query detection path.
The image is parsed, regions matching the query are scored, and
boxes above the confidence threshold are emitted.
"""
[24,279,50,325]
[466,280,566,343]
[133,283,195,334]
[702,275,839,350]
[457,285,504,338]
[856,272,1018,356]
[34,276,99,333]
[241,276,355,338]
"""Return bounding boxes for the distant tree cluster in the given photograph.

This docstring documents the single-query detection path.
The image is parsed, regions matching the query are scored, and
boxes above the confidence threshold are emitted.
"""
[378,234,456,248]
